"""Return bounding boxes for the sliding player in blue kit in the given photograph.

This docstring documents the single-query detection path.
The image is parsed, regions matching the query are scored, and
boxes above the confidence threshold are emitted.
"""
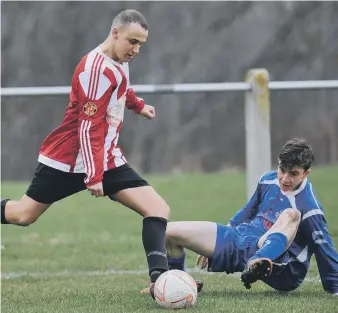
[162,138,338,295]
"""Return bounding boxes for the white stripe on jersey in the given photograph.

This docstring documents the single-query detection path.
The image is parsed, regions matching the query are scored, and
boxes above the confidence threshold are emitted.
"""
[80,120,91,181]
[309,183,321,209]
[38,154,71,172]
[261,176,308,197]
[79,52,111,100]
[104,125,117,171]
[260,178,279,185]
[80,120,95,183]
[73,150,84,173]
[286,195,296,210]
[89,54,105,100]
[89,54,101,99]
[290,245,308,263]
[302,209,324,221]
[112,147,126,167]
[85,121,95,182]
[120,62,130,86]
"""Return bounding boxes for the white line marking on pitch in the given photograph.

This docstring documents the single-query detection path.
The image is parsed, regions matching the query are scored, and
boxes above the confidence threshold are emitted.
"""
[1,267,321,284]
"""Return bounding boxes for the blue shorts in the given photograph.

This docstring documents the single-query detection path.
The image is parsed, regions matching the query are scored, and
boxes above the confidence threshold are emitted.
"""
[209,223,263,274]
[209,223,304,291]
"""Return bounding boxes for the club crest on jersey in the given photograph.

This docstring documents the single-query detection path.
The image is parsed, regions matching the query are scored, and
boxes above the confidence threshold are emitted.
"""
[83,102,97,116]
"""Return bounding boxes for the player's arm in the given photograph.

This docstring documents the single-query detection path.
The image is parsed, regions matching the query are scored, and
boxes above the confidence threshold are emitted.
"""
[125,87,145,113]
[301,210,338,295]
[228,183,261,227]
[126,88,155,119]
[77,69,115,195]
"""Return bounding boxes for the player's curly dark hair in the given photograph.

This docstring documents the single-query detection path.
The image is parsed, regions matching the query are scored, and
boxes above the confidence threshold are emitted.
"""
[113,9,148,30]
[278,138,314,171]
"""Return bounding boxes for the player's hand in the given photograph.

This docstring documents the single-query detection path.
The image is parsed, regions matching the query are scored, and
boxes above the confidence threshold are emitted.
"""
[87,182,104,197]
[139,104,156,120]
[196,254,208,270]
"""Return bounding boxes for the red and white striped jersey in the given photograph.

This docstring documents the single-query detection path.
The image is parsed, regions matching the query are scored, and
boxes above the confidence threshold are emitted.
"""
[38,47,145,187]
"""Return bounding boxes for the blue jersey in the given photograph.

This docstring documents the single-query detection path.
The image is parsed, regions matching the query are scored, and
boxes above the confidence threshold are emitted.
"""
[229,171,338,294]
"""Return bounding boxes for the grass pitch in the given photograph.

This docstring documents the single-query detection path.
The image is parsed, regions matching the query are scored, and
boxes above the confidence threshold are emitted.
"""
[2,166,338,312]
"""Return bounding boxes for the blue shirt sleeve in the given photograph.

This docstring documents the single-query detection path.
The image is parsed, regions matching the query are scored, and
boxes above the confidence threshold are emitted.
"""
[229,184,261,227]
[300,211,338,294]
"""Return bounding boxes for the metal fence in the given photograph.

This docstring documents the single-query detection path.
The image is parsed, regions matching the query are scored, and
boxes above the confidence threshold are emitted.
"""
[2,69,338,198]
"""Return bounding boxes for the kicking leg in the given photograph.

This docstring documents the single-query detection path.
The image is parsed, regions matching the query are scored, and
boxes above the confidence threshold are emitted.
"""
[138,221,217,294]
[241,208,301,289]
[113,186,170,295]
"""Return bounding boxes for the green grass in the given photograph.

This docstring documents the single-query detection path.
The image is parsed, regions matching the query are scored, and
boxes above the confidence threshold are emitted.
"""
[2,166,338,312]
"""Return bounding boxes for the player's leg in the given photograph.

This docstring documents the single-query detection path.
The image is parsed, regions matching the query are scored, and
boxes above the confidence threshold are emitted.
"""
[138,221,216,295]
[164,221,218,293]
[113,186,170,283]
[257,208,301,251]
[262,258,305,292]
[1,163,86,226]
[165,221,217,270]
[103,164,170,293]
[241,208,301,289]
[1,196,50,226]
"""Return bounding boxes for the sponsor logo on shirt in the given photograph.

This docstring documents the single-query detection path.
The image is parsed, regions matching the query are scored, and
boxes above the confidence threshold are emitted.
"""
[106,94,126,127]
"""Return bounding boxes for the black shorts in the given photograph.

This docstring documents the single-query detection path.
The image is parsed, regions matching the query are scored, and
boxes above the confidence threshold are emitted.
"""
[26,163,149,204]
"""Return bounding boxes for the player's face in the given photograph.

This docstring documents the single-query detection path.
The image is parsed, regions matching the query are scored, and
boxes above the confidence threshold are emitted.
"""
[277,165,310,192]
[112,23,148,62]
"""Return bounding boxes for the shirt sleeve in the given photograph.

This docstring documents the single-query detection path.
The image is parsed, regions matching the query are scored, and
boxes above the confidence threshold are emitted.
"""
[229,183,261,227]
[125,88,145,114]
[77,69,115,187]
[300,210,338,294]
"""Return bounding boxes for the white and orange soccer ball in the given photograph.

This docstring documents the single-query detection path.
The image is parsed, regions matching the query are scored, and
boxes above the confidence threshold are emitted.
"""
[154,270,198,309]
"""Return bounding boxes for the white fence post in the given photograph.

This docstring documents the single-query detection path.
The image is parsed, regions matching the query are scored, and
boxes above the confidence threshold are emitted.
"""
[245,69,271,199]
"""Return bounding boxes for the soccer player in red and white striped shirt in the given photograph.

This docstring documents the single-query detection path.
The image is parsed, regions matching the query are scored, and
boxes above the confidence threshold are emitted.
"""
[1,9,174,297]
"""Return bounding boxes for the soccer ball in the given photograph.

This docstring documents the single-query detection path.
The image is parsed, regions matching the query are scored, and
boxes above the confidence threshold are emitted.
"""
[154,270,198,309]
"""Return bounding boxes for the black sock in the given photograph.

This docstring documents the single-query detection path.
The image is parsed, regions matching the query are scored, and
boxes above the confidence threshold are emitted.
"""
[1,199,10,224]
[142,216,169,283]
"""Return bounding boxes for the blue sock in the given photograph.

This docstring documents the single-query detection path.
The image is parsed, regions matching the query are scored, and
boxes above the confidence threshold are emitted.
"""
[168,252,186,271]
[249,232,288,262]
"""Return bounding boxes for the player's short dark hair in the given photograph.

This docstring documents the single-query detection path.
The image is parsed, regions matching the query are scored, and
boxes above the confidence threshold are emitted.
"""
[112,9,148,30]
[278,138,314,171]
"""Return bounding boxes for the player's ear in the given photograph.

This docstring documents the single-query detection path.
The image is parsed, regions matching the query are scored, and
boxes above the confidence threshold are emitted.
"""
[304,169,311,177]
[112,27,119,39]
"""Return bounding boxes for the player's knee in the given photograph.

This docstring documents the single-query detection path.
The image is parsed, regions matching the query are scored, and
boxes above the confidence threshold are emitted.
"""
[17,214,39,226]
[160,202,170,219]
[16,209,41,226]
[145,202,170,219]
[283,208,301,223]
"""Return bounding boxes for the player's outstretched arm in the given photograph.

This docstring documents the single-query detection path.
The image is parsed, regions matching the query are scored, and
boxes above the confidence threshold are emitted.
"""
[301,210,338,295]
